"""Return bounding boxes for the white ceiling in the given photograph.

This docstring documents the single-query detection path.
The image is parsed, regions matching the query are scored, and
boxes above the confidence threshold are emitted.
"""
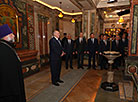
[36,0,130,17]
[97,0,130,8]
[41,0,81,13]
[40,0,130,11]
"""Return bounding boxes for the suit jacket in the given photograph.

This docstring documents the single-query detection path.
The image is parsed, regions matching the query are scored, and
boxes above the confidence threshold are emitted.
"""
[99,40,110,53]
[112,40,124,54]
[87,38,98,54]
[0,40,26,102]
[61,37,67,47]
[121,39,128,48]
[64,39,74,54]
[76,37,86,53]
[49,37,63,61]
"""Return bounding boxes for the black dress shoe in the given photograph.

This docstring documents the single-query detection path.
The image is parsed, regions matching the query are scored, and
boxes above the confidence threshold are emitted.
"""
[58,80,64,83]
[52,83,60,86]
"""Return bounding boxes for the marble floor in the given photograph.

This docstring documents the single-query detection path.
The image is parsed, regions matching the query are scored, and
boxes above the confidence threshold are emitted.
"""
[24,60,137,102]
[62,69,106,102]
[24,63,70,101]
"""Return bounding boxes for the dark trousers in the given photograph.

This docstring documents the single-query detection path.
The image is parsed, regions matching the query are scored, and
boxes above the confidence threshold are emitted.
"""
[113,56,121,69]
[99,55,108,69]
[50,59,61,83]
[77,53,84,67]
[65,53,73,68]
[88,53,96,68]
[121,53,126,66]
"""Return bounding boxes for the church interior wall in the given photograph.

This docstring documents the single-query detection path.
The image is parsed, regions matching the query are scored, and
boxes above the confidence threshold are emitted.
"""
[0,0,83,77]
[82,10,102,39]
[0,0,60,77]
[62,19,75,40]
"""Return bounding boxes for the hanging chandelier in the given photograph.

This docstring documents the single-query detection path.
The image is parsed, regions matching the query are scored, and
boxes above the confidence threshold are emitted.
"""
[71,10,75,23]
[118,16,124,23]
[71,18,75,23]
[58,2,63,18]
[58,12,63,18]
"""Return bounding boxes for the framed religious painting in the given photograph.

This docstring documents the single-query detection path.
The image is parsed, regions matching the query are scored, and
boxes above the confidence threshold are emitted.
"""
[0,4,22,48]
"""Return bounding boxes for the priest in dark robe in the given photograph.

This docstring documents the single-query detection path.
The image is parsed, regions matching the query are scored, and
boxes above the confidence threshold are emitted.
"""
[0,24,26,102]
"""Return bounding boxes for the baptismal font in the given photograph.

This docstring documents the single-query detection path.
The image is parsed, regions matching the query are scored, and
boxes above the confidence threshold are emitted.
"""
[101,38,120,92]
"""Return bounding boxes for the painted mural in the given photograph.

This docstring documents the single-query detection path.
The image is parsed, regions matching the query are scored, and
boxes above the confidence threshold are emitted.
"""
[91,13,95,33]
[75,21,82,37]
[0,4,19,42]
[27,4,35,50]
[0,0,35,50]
[0,0,27,49]
[131,5,138,54]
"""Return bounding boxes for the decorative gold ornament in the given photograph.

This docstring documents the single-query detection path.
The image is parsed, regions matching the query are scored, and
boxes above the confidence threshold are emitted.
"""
[58,2,63,18]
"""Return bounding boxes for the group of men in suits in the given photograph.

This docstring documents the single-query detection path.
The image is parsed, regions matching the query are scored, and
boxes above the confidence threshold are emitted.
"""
[49,30,128,86]
[99,34,128,69]
[62,32,99,70]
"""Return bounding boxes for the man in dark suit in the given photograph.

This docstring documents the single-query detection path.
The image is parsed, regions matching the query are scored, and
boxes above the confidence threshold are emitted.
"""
[49,30,65,86]
[112,35,124,69]
[121,33,128,66]
[112,35,124,54]
[121,33,128,48]
[61,33,67,47]
[99,34,110,70]
[64,34,74,69]
[0,24,26,102]
[76,32,87,69]
[87,33,98,70]
[61,33,67,60]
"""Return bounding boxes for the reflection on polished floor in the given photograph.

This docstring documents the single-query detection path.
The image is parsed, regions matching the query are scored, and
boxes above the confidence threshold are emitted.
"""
[24,63,70,101]
[24,60,107,102]
[62,69,105,102]
[25,60,135,102]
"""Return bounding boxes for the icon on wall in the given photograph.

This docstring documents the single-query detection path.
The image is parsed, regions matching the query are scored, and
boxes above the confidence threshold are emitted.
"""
[0,4,20,43]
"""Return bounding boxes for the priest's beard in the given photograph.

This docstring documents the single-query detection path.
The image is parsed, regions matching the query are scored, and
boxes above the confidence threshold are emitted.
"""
[7,36,15,43]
